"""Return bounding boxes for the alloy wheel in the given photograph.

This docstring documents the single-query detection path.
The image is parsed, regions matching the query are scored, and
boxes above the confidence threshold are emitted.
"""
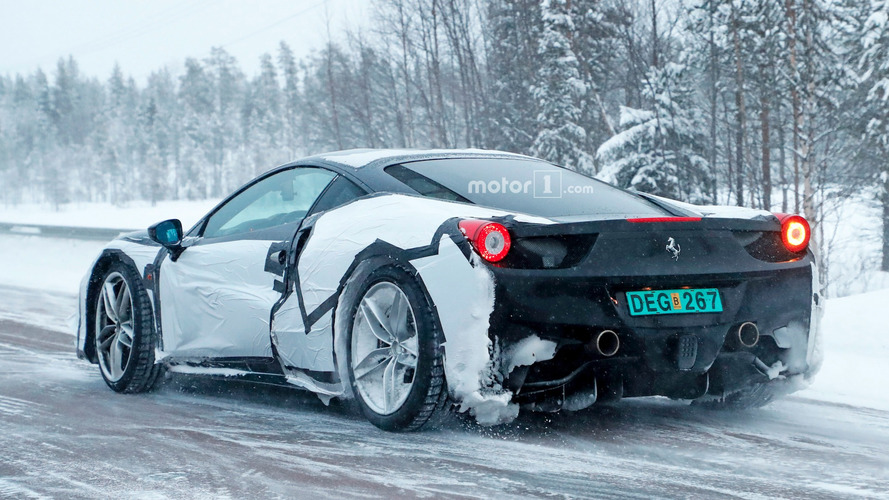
[350,281,420,415]
[95,272,135,382]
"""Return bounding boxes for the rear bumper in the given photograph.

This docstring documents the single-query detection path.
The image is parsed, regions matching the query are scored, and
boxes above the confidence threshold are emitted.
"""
[488,256,818,401]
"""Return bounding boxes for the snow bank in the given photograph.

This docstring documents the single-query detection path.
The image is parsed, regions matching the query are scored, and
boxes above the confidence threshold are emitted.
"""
[0,199,219,295]
[0,234,106,295]
[816,188,889,296]
[799,288,889,411]
[0,199,220,231]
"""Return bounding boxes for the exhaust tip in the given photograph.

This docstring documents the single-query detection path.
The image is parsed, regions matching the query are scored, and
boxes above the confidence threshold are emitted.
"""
[737,322,760,348]
[595,330,620,357]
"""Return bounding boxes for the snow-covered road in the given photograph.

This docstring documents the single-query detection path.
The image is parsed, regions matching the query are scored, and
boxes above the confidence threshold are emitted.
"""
[1,285,888,499]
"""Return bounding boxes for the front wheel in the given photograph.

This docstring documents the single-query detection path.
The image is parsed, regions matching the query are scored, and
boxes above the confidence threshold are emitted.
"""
[94,262,163,393]
[343,263,449,432]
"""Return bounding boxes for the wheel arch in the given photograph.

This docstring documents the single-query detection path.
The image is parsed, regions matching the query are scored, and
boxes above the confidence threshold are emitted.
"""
[330,250,445,400]
[282,196,515,422]
[83,249,154,363]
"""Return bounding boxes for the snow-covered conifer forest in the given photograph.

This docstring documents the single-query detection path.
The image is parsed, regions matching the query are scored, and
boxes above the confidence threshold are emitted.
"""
[2,0,888,294]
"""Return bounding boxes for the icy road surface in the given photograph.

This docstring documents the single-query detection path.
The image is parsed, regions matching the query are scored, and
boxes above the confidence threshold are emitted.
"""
[1,288,887,498]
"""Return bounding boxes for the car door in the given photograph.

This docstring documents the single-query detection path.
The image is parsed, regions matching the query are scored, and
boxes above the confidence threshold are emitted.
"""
[158,166,336,360]
[270,175,369,373]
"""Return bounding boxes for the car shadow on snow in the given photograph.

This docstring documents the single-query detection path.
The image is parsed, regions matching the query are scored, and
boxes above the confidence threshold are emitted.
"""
[161,373,368,424]
[448,398,756,440]
[159,372,766,440]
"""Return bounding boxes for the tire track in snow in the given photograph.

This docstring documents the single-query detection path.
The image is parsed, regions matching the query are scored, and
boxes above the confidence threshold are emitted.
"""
[0,395,46,419]
[0,479,48,500]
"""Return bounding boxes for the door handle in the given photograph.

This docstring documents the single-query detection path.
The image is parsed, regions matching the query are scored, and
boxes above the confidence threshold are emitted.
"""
[270,250,287,266]
[264,242,289,277]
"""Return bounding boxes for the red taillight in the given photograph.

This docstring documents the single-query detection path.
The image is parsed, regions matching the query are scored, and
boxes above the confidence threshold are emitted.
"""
[458,219,511,262]
[775,213,810,253]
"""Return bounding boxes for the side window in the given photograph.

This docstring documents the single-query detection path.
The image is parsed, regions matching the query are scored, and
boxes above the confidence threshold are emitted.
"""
[385,164,469,203]
[308,176,367,216]
[203,167,336,239]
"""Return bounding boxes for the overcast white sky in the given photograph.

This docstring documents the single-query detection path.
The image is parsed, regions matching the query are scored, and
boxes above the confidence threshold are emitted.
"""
[0,0,369,83]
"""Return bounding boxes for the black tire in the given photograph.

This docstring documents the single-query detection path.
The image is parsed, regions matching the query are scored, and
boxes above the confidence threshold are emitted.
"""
[342,261,450,432]
[94,261,164,393]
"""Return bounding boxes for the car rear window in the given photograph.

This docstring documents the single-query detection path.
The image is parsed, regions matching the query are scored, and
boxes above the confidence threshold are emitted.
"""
[385,158,667,218]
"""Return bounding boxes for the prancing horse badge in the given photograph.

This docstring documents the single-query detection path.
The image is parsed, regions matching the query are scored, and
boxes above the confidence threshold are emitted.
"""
[666,237,681,260]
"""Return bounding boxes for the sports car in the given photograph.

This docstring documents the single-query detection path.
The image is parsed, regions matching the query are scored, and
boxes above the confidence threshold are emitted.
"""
[76,149,822,431]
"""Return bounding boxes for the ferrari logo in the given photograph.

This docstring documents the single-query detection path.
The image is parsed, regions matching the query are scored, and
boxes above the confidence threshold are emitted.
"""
[666,237,681,260]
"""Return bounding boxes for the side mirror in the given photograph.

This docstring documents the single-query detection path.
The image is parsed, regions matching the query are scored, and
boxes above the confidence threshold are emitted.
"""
[148,219,184,254]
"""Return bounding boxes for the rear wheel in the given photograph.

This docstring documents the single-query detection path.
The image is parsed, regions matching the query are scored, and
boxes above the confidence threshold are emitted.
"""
[343,263,449,432]
[94,262,163,393]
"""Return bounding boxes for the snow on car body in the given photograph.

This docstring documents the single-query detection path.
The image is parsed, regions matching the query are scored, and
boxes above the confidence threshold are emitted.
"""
[75,149,822,430]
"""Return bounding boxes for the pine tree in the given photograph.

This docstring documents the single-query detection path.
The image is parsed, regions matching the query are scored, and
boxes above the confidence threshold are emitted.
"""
[103,63,135,205]
[178,57,213,199]
[30,68,66,208]
[278,41,302,157]
[3,75,38,203]
[597,62,713,203]
[861,0,889,271]
[204,47,246,195]
[246,53,283,175]
[300,44,354,152]
[571,0,630,154]
[349,41,394,148]
[531,0,591,172]
[0,76,13,204]
[687,0,730,205]
[485,0,542,154]
[748,0,784,210]
[144,68,179,190]
[140,96,168,206]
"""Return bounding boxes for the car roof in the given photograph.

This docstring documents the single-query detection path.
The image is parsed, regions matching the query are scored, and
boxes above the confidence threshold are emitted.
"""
[276,148,547,193]
[305,148,536,170]
[189,149,556,236]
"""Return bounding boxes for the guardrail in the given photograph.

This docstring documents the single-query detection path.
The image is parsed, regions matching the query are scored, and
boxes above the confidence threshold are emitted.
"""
[0,222,137,241]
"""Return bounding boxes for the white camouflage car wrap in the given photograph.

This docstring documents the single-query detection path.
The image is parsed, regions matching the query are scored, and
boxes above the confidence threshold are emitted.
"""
[76,149,822,431]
